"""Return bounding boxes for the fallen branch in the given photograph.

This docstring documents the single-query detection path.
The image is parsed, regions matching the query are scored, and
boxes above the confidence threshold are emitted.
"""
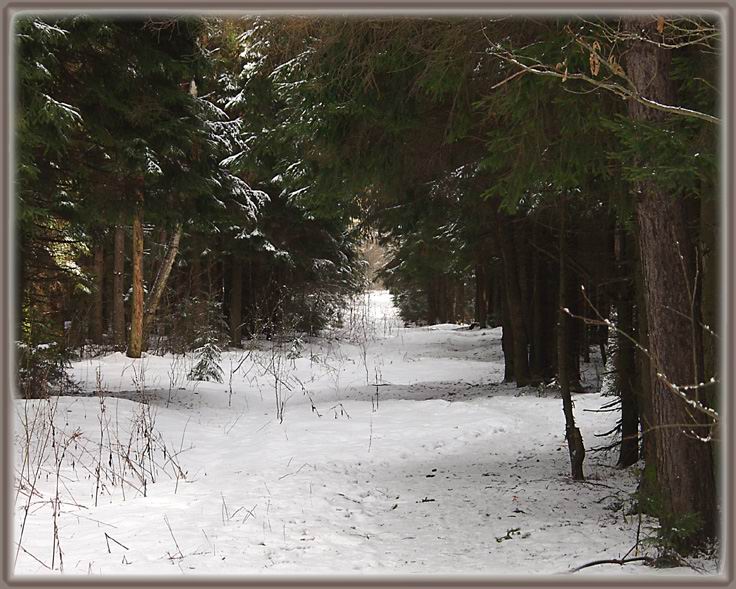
[568,556,653,573]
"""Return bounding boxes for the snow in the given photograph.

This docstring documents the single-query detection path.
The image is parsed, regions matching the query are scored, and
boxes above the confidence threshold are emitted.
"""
[12,291,719,578]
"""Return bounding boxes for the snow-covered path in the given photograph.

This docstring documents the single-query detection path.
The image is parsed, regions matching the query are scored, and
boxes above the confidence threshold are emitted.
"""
[12,291,712,577]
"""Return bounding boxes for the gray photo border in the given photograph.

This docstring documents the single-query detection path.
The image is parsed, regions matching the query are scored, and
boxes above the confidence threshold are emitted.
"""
[0,1,733,588]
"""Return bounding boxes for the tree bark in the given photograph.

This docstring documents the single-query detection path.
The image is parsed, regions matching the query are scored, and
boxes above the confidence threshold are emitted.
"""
[501,293,515,382]
[143,224,183,334]
[494,210,531,386]
[530,244,545,383]
[557,197,585,480]
[474,262,487,327]
[91,243,104,344]
[230,255,243,347]
[191,233,202,300]
[613,227,639,468]
[127,187,144,358]
[113,225,126,349]
[616,288,639,468]
[454,280,465,323]
[625,16,716,544]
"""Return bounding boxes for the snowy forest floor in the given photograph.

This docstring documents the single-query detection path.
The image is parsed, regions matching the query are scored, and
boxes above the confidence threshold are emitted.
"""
[13,290,719,577]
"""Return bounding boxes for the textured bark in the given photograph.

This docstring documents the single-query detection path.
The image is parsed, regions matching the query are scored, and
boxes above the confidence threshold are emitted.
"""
[91,243,104,344]
[557,198,585,480]
[634,251,656,472]
[143,224,183,333]
[127,189,144,359]
[112,225,126,349]
[625,17,716,543]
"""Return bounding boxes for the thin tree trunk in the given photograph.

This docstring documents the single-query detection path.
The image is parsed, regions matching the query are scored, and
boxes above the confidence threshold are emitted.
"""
[491,266,502,324]
[616,288,639,468]
[230,256,243,347]
[614,227,639,468]
[474,262,487,327]
[191,233,202,300]
[91,243,104,344]
[558,197,585,480]
[143,224,183,334]
[625,16,716,545]
[454,280,465,323]
[113,225,126,349]
[127,187,144,359]
[699,194,717,408]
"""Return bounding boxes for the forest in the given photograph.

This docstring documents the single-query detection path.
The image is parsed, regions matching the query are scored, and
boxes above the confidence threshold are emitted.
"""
[13,14,722,576]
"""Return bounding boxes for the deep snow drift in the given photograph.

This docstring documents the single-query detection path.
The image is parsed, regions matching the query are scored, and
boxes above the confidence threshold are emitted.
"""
[12,291,717,577]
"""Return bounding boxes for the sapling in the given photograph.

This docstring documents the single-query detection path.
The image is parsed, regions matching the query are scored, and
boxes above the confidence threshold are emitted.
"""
[188,299,227,383]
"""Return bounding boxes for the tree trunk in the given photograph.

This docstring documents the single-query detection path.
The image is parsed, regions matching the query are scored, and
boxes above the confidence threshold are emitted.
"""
[475,262,487,327]
[558,197,585,480]
[616,288,639,468]
[91,243,104,344]
[143,224,183,334]
[230,256,243,347]
[530,245,545,383]
[501,293,515,382]
[625,17,716,545]
[699,194,718,408]
[191,233,202,300]
[495,210,531,386]
[454,280,465,323]
[113,225,126,349]
[127,187,144,359]
[613,227,639,468]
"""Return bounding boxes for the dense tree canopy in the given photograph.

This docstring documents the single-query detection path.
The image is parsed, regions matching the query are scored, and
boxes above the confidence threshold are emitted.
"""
[15,14,721,553]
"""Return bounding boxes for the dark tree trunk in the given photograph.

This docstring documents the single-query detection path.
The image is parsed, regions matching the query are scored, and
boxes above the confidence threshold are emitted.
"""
[191,233,202,300]
[625,17,716,544]
[530,245,545,383]
[127,187,144,359]
[91,243,104,344]
[474,262,487,327]
[634,250,656,482]
[558,197,585,480]
[513,219,532,340]
[495,210,531,386]
[614,228,639,468]
[426,278,438,325]
[616,289,639,468]
[491,264,502,325]
[501,293,515,382]
[113,224,126,350]
[454,280,465,323]
[699,194,718,408]
[230,256,243,347]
